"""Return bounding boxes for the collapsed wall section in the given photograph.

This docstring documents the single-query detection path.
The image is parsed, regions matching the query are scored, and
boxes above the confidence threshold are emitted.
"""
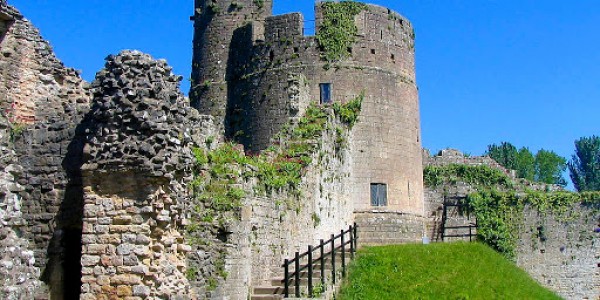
[422,149,600,300]
[0,1,91,298]
[78,50,216,299]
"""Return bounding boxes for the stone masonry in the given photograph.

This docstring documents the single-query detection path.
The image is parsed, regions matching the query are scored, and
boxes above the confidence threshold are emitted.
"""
[1,1,91,299]
[78,51,216,299]
[423,149,600,300]
[1,1,597,299]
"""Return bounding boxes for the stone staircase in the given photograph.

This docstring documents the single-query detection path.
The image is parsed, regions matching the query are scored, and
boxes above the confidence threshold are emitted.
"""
[250,225,358,299]
[251,252,353,299]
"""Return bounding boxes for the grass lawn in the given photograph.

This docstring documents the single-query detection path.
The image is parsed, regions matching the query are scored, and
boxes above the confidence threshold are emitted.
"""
[337,242,562,300]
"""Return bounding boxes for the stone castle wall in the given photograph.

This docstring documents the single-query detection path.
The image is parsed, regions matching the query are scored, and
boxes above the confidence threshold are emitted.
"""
[516,205,599,300]
[0,2,91,298]
[77,51,217,299]
[224,126,355,298]
[190,0,274,133]
[199,2,424,217]
[423,149,600,300]
[74,50,356,300]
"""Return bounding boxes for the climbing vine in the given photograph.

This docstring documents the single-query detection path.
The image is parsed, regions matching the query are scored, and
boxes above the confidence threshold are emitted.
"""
[424,164,513,188]
[333,91,364,129]
[425,164,600,259]
[316,1,367,62]
[466,190,600,258]
[185,99,364,288]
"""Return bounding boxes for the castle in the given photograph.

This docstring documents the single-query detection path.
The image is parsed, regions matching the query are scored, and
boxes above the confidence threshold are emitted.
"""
[0,1,597,299]
[189,0,424,215]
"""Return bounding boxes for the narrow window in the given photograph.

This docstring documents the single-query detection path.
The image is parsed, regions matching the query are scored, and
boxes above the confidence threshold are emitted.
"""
[0,21,9,44]
[293,47,299,53]
[371,49,376,55]
[347,47,353,54]
[269,50,275,62]
[370,183,387,207]
[320,83,332,104]
[391,53,395,61]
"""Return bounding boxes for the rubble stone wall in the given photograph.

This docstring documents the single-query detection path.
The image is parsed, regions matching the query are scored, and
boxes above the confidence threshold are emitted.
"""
[516,205,599,300]
[423,149,600,300]
[77,51,215,299]
[0,2,91,298]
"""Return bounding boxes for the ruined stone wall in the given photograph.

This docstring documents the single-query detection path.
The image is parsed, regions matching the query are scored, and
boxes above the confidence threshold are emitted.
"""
[75,50,355,300]
[78,51,216,300]
[234,120,354,294]
[516,205,599,300]
[423,149,600,300]
[227,3,423,215]
[0,2,91,298]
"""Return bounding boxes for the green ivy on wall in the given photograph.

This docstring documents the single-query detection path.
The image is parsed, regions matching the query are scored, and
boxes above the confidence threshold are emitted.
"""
[424,164,600,259]
[424,164,513,188]
[316,1,367,62]
[333,91,364,129]
[185,98,365,286]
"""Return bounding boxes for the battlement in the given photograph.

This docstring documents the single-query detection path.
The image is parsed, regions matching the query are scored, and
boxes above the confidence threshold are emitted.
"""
[214,1,424,216]
[264,13,304,44]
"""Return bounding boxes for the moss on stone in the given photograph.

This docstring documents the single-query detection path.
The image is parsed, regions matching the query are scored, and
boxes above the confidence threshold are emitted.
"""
[316,1,367,62]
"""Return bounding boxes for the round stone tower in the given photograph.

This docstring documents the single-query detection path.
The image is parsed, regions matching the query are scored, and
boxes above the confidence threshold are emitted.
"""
[228,2,424,215]
[190,0,273,134]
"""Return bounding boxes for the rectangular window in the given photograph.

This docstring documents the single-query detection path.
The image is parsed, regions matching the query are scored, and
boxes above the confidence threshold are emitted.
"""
[370,183,387,207]
[320,83,332,104]
[0,21,8,43]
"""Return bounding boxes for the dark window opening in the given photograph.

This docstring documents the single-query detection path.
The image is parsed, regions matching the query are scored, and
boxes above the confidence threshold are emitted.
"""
[0,20,10,44]
[62,228,83,299]
[320,83,332,104]
[269,50,275,62]
[381,30,384,40]
[371,183,387,206]
[293,47,299,53]
[347,47,353,54]
[371,49,376,55]
[391,53,395,61]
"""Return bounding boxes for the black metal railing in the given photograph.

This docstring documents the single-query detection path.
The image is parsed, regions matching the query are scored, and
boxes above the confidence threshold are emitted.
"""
[441,198,478,242]
[282,223,358,298]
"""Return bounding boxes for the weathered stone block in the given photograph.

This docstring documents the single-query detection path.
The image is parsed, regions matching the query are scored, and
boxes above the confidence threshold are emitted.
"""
[116,285,132,297]
[81,255,100,267]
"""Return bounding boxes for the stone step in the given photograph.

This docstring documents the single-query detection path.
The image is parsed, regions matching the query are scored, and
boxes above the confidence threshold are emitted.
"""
[253,286,296,295]
[250,295,284,300]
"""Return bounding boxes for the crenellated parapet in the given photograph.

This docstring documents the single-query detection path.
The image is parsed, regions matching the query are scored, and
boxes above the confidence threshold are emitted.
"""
[213,2,424,215]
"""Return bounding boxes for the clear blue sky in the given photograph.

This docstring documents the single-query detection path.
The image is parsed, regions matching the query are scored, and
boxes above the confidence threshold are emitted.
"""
[9,0,600,183]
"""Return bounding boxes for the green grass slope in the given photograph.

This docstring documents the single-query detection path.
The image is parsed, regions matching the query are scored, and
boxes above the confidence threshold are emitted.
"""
[338,242,561,300]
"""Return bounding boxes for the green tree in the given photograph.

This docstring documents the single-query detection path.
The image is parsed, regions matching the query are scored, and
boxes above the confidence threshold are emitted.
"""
[486,142,535,181]
[487,142,567,186]
[535,149,567,186]
[516,147,535,181]
[486,142,518,170]
[568,135,600,191]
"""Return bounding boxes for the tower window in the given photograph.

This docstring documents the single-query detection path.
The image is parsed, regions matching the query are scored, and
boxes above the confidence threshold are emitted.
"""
[0,21,10,44]
[320,83,332,104]
[370,183,387,207]
[371,49,376,55]
[269,50,275,62]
